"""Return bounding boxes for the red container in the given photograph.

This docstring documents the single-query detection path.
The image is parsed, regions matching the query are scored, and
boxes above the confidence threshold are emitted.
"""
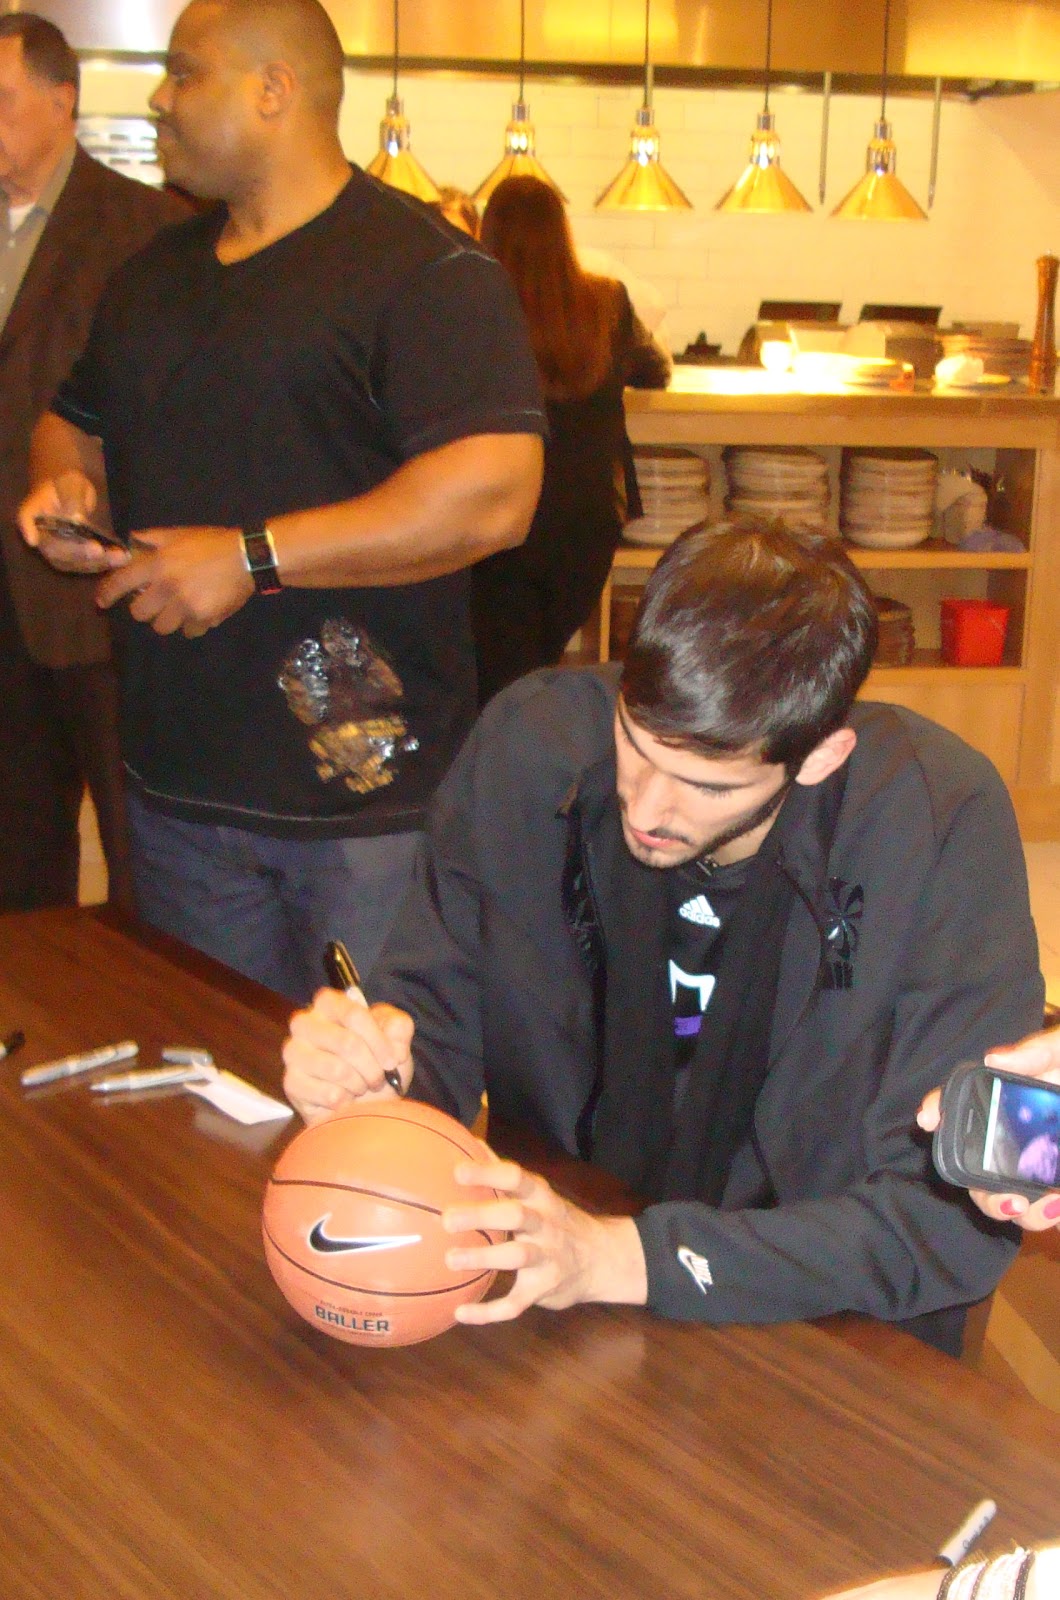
[939,598,1010,666]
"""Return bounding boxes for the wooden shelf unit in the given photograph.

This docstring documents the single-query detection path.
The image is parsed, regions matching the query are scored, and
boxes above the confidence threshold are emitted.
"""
[617,386,1060,834]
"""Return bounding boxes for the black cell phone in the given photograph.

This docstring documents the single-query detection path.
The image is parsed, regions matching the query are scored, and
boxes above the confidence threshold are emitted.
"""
[933,1059,1060,1199]
[34,513,129,551]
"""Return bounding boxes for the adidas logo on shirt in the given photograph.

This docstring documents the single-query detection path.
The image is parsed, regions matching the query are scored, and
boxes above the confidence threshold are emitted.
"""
[678,893,720,928]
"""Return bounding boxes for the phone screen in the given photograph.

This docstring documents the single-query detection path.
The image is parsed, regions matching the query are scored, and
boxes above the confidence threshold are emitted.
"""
[977,1077,1060,1186]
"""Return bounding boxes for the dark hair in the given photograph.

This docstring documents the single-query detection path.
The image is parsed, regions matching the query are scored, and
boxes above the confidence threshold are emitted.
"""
[480,174,619,402]
[621,519,878,771]
[0,13,79,114]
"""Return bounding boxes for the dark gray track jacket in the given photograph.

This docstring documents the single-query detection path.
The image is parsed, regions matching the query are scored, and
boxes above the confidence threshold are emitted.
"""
[370,666,1043,1341]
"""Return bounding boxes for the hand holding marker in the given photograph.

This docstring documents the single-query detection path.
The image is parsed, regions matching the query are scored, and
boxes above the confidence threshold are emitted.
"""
[323,940,405,1097]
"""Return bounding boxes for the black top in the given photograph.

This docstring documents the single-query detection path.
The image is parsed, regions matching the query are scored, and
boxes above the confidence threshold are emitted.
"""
[53,169,546,837]
[470,282,669,702]
[514,284,670,578]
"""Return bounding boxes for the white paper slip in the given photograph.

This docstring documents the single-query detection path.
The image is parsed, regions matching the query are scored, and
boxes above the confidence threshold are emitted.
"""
[186,1069,294,1125]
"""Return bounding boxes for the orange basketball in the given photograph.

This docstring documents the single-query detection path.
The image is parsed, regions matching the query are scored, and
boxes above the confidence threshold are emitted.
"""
[262,1100,501,1348]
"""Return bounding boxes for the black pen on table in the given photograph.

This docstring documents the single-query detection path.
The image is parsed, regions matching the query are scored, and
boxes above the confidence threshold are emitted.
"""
[0,1030,25,1063]
[323,940,404,1096]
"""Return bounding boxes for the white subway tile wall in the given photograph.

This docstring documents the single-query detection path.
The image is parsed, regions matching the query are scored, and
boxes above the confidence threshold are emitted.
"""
[79,61,1060,357]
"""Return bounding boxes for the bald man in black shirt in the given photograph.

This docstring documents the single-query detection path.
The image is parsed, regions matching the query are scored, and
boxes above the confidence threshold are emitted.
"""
[20,0,545,1001]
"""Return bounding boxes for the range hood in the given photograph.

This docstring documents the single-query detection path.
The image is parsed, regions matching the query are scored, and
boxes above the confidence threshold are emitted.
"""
[33,0,1060,95]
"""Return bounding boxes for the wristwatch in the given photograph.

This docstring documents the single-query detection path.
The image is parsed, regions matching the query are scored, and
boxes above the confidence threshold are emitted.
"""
[241,523,282,596]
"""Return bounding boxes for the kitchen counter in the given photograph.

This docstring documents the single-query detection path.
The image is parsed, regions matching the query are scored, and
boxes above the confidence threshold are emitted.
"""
[625,368,1060,447]
[618,374,1060,837]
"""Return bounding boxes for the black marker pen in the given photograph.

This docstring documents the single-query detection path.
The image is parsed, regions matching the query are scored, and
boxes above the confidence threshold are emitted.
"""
[0,1030,25,1062]
[323,940,404,1096]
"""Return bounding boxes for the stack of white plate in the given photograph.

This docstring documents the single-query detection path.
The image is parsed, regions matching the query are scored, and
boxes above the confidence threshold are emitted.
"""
[722,446,830,528]
[840,449,938,549]
[625,449,711,547]
[939,332,1031,380]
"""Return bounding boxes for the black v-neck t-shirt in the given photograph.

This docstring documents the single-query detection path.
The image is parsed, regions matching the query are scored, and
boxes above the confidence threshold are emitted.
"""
[53,170,546,837]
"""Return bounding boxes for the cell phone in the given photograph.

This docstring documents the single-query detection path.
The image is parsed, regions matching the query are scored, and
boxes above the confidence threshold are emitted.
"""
[933,1059,1060,1199]
[34,513,129,551]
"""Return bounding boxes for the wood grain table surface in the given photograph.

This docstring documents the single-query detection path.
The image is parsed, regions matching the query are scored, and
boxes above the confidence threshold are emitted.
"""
[0,907,1056,1600]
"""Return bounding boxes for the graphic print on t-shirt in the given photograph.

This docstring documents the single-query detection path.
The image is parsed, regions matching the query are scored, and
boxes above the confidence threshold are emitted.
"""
[278,618,420,795]
[670,885,723,1066]
[678,892,720,929]
[668,860,749,1072]
[669,959,716,1038]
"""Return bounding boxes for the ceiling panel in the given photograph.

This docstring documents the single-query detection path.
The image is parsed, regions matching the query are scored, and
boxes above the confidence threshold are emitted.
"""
[17,0,1060,81]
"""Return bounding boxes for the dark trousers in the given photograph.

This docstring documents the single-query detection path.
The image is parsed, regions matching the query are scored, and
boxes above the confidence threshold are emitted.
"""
[0,631,133,913]
[471,523,619,707]
[126,791,421,1005]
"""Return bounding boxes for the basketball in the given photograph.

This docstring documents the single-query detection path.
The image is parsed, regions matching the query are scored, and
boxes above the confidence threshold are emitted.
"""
[262,1100,502,1348]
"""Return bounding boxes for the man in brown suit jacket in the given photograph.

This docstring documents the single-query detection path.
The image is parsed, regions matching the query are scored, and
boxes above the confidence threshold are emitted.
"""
[0,13,186,910]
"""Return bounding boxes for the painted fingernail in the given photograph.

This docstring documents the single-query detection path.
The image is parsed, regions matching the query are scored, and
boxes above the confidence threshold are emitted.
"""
[1043,1197,1060,1220]
[1000,1198,1024,1217]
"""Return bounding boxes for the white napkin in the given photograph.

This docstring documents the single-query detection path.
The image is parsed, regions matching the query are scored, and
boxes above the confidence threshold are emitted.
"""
[935,354,985,386]
[186,1068,294,1125]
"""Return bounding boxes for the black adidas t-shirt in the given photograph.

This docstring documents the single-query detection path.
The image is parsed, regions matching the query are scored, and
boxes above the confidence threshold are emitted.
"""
[667,857,750,1095]
[52,169,546,837]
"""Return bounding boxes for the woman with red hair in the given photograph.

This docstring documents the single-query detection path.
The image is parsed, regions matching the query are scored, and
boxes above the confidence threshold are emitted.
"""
[472,175,670,704]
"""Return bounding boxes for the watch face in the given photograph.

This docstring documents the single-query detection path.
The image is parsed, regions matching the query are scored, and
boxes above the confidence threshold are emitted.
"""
[243,531,270,568]
[242,528,281,593]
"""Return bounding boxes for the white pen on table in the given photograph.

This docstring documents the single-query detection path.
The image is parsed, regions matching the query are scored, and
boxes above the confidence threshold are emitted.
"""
[323,939,404,1096]
[21,1040,138,1088]
[91,1063,215,1094]
[936,1498,998,1567]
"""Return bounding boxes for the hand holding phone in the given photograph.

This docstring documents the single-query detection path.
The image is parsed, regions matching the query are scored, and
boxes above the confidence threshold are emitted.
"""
[34,513,129,551]
[933,1059,1060,1200]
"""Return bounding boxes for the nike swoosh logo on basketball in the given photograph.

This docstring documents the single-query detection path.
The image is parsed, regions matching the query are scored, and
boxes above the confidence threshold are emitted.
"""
[308,1217,422,1255]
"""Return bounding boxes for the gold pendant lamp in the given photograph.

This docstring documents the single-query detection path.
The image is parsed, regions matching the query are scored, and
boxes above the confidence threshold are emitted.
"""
[595,0,691,212]
[831,0,927,220]
[474,0,565,207]
[365,0,440,203]
[715,0,811,214]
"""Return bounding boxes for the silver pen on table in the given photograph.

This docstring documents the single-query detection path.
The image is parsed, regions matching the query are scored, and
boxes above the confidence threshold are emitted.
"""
[936,1499,998,1567]
[323,940,404,1096]
[161,1047,215,1069]
[21,1040,138,1088]
[91,1063,214,1094]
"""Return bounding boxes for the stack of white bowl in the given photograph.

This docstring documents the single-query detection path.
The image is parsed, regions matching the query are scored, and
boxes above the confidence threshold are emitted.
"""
[722,446,830,529]
[940,330,1029,381]
[840,448,938,549]
[625,449,711,547]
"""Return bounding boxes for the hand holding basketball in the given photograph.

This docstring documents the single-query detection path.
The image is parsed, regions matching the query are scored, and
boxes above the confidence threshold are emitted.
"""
[263,1100,503,1347]
[442,1158,649,1324]
[283,988,414,1122]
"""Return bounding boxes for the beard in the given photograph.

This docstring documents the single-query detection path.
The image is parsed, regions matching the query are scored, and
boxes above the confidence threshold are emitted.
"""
[620,778,792,869]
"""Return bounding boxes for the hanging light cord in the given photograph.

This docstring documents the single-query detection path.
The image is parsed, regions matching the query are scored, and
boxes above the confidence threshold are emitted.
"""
[643,0,652,108]
[518,0,526,102]
[879,0,891,120]
[392,0,399,98]
[763,0,773,113]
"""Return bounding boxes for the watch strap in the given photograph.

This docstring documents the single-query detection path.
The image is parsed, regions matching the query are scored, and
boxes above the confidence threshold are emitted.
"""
[241,523,281,595]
